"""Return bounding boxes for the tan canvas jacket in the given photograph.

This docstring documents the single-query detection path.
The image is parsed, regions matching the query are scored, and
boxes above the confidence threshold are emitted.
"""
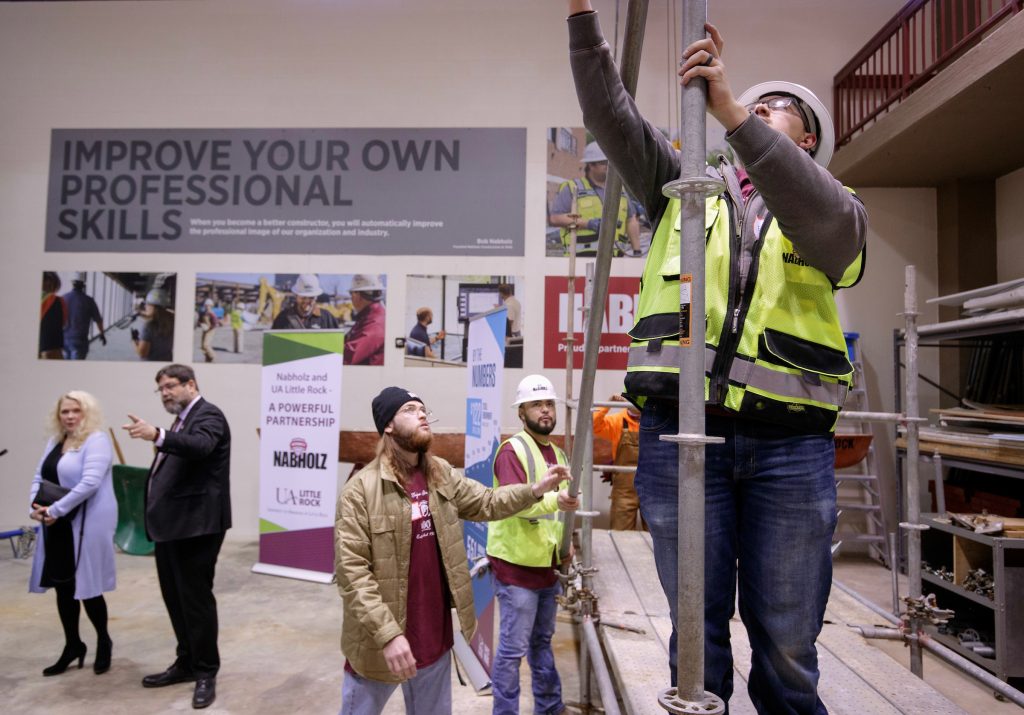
[335,454,539,682]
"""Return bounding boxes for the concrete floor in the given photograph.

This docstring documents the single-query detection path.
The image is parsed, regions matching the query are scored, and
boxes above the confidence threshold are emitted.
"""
[1,539,1019,714]
[0,538,577,715]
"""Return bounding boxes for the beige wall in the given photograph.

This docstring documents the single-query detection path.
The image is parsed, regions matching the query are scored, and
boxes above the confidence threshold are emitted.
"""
[996,166,1024,280]
[0,0,956,539]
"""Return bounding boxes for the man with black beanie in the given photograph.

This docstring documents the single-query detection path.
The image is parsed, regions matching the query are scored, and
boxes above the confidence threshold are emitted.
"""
[334,387,575,714]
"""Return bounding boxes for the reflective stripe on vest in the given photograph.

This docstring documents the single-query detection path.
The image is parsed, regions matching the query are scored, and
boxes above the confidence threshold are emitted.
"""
[627,344,850,409]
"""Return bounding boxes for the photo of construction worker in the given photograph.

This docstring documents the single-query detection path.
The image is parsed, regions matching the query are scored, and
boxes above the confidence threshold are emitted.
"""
[37,272,176,362]
[192,273,386,365]
[62,272,106,360]
[404,275,523,368]
[546,128,645,258]
[344,274,386,366]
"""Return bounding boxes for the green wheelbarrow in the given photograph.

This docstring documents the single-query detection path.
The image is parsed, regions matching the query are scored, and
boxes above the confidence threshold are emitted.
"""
[112,465,155,555]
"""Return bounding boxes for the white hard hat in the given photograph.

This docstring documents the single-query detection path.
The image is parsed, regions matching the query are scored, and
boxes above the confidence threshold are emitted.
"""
[512,375,561,406]
[292,273,322,297]
[350,274,384,293]
[145,288,172,307]
[736,81,834,168]
[74,272,88,283]
[582,141,607,164]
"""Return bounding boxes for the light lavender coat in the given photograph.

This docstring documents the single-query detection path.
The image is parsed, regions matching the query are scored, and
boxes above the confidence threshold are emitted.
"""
[29,430,117,600]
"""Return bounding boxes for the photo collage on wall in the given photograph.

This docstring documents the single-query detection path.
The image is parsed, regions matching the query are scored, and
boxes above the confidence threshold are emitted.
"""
[193,273,386,366]
[546,126,655,259]
[38,271,176,362]
[404,275,523,369]
[40,126,648,371]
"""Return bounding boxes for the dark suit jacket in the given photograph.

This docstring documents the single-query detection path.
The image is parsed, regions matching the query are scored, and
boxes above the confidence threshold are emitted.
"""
[145,396,232,542]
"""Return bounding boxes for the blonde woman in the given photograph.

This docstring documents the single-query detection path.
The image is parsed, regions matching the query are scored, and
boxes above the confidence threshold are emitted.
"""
[29,391,117,676]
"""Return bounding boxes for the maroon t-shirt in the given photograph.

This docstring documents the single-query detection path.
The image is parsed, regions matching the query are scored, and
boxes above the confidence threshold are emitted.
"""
[488,440,560,590]
[404,467,453,668]
[344,468,452,677]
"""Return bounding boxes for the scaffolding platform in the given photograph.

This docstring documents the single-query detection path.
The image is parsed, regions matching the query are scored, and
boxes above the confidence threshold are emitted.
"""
[589,529,968,714]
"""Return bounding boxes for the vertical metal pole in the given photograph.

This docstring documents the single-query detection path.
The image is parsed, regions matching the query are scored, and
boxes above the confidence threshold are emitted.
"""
[889,532,900,616]
[902,264,925,677]
[565,193,579,455]
[559,0,650,563]
[657,2,724,713]
[582,264,596,591]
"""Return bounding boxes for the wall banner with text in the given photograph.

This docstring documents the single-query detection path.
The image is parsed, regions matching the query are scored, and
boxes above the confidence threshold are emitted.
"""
[253,330,344,583]
[543,275,640,370]
[462,306,507,680]
[45,128,525,256]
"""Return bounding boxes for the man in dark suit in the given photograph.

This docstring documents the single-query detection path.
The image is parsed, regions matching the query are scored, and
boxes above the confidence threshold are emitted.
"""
[123,363,231,710]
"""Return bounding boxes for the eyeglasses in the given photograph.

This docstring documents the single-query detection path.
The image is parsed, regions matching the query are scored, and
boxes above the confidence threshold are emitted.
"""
[745,95,811,133]
[154,380,182,394]
[397,403,431,417]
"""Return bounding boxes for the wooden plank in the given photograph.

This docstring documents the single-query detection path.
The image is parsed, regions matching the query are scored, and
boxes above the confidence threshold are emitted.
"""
[590,529,672,715]
[591,530,974,714]
[600,625,672,715]
[609,530,672,623]
[896,436,1024,467]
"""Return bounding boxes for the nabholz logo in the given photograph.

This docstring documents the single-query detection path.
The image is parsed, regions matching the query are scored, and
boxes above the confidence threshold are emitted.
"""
[273,437,328,470]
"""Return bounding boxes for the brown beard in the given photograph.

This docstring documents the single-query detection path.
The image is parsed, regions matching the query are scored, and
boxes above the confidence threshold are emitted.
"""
[391,422,432,453]
[376,427,440,487]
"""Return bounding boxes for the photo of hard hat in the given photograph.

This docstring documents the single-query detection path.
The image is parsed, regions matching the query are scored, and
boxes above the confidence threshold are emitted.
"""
[291,273,322,297]
[737,81,834,168]
[512,375,561,406]
[145,288,172,307]
[350,274,384,293]
[582,141,607,164]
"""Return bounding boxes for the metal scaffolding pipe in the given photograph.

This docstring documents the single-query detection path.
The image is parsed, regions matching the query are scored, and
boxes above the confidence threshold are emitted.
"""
[837,410,926,424]
[581,616,623,715]
[848,625,1024,707]
[653,2,725,712]
[901,265,925,677]
[559,0,649,563]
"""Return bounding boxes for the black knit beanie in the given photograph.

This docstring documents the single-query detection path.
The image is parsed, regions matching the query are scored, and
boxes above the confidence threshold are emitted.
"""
[371,387,424,435]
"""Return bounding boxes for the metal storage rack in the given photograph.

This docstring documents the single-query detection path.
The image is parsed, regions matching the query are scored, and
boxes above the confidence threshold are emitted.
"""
[893,307,1024,684]
[892,308,1024,557]
[919,513,1024,683]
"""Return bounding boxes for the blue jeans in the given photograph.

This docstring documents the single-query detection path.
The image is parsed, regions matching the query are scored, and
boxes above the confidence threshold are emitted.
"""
[491,580,563,715]
[339,651,451,715]
[635,401,836,715]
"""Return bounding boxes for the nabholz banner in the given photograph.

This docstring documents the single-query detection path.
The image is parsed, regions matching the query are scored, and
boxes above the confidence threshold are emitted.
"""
[253,330,343,583]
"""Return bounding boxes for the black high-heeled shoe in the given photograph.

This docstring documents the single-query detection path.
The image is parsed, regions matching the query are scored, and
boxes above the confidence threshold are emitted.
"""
[42,641,87,676]
[94,636,112,674]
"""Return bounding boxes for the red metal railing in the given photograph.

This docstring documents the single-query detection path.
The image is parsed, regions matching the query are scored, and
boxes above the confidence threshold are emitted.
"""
[833,0,1022,149]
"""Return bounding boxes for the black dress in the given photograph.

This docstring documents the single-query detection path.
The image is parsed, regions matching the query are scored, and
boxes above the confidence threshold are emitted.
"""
[39,442,75,587]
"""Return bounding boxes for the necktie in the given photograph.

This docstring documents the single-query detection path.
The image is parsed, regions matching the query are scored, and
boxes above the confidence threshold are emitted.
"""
[152,416,182,472]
